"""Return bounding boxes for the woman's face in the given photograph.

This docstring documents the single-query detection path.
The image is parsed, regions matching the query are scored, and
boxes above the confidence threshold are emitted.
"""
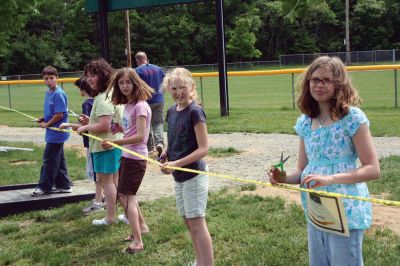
[309,67,335,104]
[86,73,100,91]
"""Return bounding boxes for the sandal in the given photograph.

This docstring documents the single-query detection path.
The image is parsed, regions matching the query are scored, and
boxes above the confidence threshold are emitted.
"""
[123,244,144,254]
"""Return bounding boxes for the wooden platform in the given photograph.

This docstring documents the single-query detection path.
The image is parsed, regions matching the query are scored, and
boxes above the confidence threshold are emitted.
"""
[0,182,94,217]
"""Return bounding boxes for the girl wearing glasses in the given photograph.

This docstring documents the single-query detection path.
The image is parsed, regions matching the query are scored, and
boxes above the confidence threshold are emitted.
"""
[269,56,380,266]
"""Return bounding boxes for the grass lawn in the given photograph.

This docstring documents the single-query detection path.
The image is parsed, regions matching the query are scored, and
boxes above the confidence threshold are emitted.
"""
[1,69,399,136]
[0,142,400,265]
[1,186,400,265]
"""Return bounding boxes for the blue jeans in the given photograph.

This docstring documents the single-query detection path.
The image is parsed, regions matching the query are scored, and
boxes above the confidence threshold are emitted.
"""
[147,102,165,151]
[38,143,71,192]
[307,223,364,266]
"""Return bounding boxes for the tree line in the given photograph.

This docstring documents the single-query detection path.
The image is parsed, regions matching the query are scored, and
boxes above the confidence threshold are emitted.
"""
[0,0,399,75]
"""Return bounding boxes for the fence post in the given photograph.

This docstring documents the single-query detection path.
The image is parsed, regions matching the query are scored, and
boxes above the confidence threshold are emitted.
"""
[393,49,396,64]
[200,77,204,105]
[8,84,12,108]
[395,69,398,108]
[61,82,64,90]
[291,73,295,110]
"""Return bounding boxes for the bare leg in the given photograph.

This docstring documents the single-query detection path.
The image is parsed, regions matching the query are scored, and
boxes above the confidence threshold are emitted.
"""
[94,181,103,203]
[187,217,213,266]
[137,201,149,233]
[98,172,117,223]
[126,195,143,250]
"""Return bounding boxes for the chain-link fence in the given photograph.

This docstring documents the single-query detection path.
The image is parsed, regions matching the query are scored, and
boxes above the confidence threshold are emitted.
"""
[280,49,400,66]
[0,67,399,125]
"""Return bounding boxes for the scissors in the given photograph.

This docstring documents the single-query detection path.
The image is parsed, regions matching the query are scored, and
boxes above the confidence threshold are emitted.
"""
[274,152,290,172]
[68,109,80,117]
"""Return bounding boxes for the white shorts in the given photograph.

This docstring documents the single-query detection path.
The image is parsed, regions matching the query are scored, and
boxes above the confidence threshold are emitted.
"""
[174,169,209,219]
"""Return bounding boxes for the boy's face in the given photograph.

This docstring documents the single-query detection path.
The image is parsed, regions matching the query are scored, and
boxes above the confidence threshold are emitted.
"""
[43,74,58,90]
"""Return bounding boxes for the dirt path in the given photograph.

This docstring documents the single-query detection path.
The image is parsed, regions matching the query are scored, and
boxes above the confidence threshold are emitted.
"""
[1,126,400,235]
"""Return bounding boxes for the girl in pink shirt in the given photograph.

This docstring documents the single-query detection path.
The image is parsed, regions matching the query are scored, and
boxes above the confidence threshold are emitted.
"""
[102,68,154,253]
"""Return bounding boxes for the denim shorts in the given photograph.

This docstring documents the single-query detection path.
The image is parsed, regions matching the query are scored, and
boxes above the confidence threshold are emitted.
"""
[92,148,121,174]
[174,168,209,219]
[307,222,364,266]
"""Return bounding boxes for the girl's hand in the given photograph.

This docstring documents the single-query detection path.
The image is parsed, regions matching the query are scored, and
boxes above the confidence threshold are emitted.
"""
[110,123,123,135]
[160,161,176,175]
[267,166,287,184]
[76,126,86,135]
[301,174,334,189]
[59,123,71,130]
[101,139,113,150]
[158,152,167,163]
[78,114,89,125]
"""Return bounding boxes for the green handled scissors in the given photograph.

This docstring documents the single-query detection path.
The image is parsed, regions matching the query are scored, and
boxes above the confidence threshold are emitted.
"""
[274,152,290,172]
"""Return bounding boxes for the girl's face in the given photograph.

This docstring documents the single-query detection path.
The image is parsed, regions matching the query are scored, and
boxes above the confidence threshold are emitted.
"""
[309,67,335,104]
[169,82,194,106]
[118,74,134,100]
[86,73,99,91]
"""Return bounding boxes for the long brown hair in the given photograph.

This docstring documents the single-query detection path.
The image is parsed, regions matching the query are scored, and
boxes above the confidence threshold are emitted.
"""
[297,56,361,119]
[108,68,154,105]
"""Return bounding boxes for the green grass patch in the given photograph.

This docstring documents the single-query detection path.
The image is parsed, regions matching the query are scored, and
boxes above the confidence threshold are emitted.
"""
[208,147,241,157]
[1,188,399,265]
[368,155,400,201]
[0,141,85,185]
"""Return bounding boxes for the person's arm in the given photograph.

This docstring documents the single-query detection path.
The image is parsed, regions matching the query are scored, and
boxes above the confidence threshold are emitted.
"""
[101,116,146,149]
[76,115,111,135]
[302,124,380,189]
[269,138,306,185]
[39,113,63,128]
[161,121,208,174]
[59,123,80,130]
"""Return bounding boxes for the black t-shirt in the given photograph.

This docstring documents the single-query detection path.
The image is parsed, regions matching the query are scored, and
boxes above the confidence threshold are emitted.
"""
[82,99,94,148]
[166,101,206,182]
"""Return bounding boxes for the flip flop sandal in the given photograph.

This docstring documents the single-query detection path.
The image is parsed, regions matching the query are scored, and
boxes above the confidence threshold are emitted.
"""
[123,245,143,254]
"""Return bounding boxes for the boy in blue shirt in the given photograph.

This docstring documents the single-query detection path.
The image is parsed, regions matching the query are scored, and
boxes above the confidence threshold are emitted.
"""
[31,66,72,196]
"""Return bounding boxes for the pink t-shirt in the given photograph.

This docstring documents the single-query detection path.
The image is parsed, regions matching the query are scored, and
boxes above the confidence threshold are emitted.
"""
[121,101,151,160]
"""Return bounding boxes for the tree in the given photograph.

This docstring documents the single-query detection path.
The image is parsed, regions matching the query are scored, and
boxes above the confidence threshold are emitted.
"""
[227,17,262,61]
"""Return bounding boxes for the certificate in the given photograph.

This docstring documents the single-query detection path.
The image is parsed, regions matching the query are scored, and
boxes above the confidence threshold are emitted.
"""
[307,192,349,237]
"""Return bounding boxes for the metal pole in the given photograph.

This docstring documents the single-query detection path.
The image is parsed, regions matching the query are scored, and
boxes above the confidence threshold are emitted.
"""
[345,0,351,65]
[215,0,229,116]
[395,69,398,108]
[98,0,110,62]
[200,77,204,105]
[124,10,132,67]
[291,73,295,110]
[8,84,12,108]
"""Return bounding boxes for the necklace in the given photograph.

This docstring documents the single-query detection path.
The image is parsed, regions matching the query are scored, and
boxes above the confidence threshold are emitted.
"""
[318,114,330,128]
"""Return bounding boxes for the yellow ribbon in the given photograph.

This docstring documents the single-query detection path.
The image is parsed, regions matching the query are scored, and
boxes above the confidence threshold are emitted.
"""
[1,105,400,207]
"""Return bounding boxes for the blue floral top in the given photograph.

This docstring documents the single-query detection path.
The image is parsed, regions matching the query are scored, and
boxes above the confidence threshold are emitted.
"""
[295,106,371,229]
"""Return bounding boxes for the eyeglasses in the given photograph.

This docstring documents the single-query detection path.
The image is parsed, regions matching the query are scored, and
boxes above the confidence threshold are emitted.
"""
[309,77,334,85]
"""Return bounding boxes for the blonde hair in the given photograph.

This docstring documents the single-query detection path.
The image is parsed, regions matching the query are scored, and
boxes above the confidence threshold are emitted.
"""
[162,67,200,104]
[107,68,154,104]
[297,56,361,119]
